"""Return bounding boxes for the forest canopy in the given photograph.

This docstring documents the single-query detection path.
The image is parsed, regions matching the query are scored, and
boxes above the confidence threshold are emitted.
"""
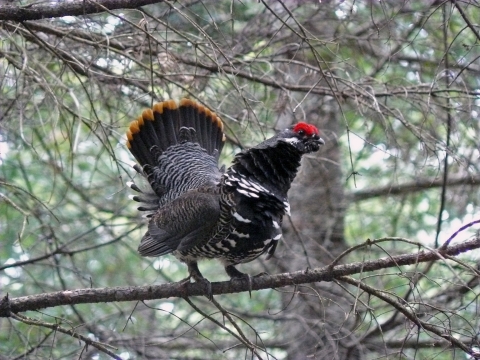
[1,1,480,359]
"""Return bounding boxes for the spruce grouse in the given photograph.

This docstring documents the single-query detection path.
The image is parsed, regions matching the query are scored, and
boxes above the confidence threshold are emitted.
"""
[126,99,324,293]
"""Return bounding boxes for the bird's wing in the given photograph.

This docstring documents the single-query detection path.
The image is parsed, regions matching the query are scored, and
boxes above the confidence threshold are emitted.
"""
[137,189,220,256]
[149,142,222,207]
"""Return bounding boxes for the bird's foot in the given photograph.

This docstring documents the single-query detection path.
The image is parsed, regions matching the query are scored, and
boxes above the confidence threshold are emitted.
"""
[186,262,213,301]
[195,277,213,301]
[225,265,254,298]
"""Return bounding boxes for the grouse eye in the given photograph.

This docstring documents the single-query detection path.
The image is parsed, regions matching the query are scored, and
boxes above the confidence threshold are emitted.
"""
[298,130,305,136]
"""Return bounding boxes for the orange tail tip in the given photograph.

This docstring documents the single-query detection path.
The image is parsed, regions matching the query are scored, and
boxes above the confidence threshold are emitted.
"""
[126,98,226,162]
[179,98,224,133]
[141,109,154,122]
[152,99,179,114]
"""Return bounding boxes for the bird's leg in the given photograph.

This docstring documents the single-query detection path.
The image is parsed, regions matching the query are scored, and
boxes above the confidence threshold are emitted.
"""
[225,265,254,298]
[181,262,213,301]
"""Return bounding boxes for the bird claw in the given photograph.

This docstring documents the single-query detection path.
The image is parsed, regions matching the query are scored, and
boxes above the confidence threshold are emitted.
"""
[225,265,254,298]
[185,262,213,301]
[242,272,268,297]
[196,277,213,301]
[178,275,193,286]
[246,275,253,298]
[178,276,213,301]
[230,274,253,298]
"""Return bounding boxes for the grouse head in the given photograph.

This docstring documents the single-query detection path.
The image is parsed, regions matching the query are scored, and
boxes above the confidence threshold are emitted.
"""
[278,122,325,154]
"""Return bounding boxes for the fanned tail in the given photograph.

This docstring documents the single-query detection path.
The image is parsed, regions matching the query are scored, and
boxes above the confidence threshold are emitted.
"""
[126,99,225,214]
[126,99,225,167]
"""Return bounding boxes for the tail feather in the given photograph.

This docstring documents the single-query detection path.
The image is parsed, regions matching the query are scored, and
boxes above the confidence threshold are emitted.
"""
[126,99,225,167]
[137,111,159,150]
[201,110,213,154]
[126,171,161,217]
[178,101,196,131]
[196,109,208,154]
[149,107,170,152]
[153,101,179,149]
[126,119,154,166]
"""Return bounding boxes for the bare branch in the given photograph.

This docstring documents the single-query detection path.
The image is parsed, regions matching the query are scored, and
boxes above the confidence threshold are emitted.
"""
[452,0,480,42]
[2,236,478,316]
[10,313,121,360]
[351,174,480,202]
[0,0,165,21]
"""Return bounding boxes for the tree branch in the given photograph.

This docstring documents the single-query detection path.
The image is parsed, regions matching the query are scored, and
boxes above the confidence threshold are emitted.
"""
[451,0,480,42]
[1,236,478,316]
[10,313,121,360]
[338,276,477,357]
[351,174,480,202]
[0,0,164,21]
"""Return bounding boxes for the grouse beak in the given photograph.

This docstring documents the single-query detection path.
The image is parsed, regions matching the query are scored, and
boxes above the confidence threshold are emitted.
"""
[304,135,325,153]
[312,134,325,146]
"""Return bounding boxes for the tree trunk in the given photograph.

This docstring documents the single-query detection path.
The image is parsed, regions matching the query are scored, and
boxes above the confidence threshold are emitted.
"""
[275,95,356,359]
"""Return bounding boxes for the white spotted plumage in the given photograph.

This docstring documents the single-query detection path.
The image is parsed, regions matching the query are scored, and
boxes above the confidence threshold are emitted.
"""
[126,99,324,284]
[232,211,252,223]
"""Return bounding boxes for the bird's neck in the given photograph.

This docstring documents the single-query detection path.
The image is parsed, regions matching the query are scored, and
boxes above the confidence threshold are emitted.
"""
[230,142,302,196]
